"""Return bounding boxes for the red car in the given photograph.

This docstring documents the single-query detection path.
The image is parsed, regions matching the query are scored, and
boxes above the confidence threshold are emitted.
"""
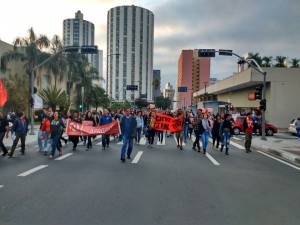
[233,116,278,136]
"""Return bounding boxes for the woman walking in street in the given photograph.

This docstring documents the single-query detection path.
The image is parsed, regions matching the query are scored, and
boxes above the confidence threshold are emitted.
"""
[42,110,66,159]
[146,111,156,148]
[212,115,222,149]
[219,114,234,155]
[85,111,96,150]
[67,111,82,151]
[135,111,144,144]
[200,113,210,154]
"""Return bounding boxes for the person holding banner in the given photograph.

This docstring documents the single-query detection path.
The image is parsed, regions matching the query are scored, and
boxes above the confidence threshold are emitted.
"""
[0,110,9,156]
[84,111,97,150]
[174,108,185,150]
[120,108,137,162]
[146,111,156,148]
[67,111,82,151]
[100,109,113,150]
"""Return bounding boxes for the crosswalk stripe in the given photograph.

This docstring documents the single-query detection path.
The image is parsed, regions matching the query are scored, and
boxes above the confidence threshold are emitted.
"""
[132,151,143,164]
[156,133,165,145]
[18,165,48,177]
[173,135,185,146]
[206,153,220,166]
[55,153,73,161]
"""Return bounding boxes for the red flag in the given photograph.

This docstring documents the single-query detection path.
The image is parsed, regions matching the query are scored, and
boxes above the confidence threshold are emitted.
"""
[0,80,8,107]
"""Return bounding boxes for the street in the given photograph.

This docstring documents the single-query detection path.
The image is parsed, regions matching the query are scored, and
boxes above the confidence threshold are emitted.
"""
[1,135,300,225]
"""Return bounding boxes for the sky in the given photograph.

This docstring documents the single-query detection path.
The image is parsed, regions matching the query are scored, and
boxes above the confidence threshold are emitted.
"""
[1,0,300,89]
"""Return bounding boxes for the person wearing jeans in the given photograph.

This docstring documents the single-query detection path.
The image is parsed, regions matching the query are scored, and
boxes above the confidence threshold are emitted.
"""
[100,109,113,150]
[219,114,234,155]
[135,111,143,144]
[8,112,29,158]
[42,110,66,159]
[200,114,210,154]
[120,108,137,162]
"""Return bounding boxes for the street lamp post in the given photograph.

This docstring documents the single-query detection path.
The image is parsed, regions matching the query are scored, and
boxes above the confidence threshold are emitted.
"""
[29,46,98,134]
[198,48,267,140]
[204,81,208,108]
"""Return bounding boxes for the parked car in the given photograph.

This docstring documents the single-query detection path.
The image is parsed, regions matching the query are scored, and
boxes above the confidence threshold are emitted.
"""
[288,119,297,135]
[233,116,278,136]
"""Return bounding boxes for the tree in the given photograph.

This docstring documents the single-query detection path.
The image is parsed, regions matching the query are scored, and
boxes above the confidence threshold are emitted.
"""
[274,56,287,67]
[262,56,273,67]
[134,98,149,109]
[45,35,67,86]
[290,58,300,68]
[0,27,50,115]
[152,79,160,90]
[249,53,263,66]
[39,85,69,111]
[154,96,172,110]
[85,86,110,111]
[2,73,29,113]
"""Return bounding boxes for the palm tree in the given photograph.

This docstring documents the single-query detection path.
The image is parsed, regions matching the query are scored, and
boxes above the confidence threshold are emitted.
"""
[152,79,160,90]
[290,58,300,68]
[46,35,67,86]
[39,85,70,111]
[262,56,273,67]
[2,73,29,113]
[0,27,50,114]
[249,53,263,66]
[274,56,287,67]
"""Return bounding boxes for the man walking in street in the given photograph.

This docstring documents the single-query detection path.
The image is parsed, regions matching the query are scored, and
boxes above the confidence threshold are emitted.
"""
[100,108,113,150]
[120,108,137,162]
[0,110,10,156]
[192,108,202,152]
[243,112,254,153]
[8,112,29,158]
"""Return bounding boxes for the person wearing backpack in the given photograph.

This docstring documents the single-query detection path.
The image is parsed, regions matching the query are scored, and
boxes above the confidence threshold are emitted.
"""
[8,112,29,158]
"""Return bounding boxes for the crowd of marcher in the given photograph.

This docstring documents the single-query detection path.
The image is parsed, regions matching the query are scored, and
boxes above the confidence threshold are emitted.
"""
[0,107,262,162]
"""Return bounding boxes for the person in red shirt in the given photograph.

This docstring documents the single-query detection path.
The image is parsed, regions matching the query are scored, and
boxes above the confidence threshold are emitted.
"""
[243,112,254,153]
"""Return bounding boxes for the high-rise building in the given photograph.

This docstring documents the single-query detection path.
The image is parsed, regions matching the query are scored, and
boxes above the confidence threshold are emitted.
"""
[163,82,175,102]
[177,49,211,109]
[107,5,154,102]
[153,70,161,98]
[63,11,102,86]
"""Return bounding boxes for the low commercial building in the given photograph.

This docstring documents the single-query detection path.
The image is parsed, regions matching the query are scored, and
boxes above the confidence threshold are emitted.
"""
[194,67,300,129]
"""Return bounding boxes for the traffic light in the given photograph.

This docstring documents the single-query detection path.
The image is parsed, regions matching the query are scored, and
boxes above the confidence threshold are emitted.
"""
[78,103,83,109]
[230,104,234,110]
[260,99,266,111]
[255,86,262,100]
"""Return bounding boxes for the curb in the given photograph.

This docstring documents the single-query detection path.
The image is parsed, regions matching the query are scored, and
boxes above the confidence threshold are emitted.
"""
[252,143,300,167]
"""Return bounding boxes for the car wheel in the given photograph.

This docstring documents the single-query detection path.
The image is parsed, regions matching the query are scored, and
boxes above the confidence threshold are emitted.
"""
[266,129,274,136]
[233,127,240,135]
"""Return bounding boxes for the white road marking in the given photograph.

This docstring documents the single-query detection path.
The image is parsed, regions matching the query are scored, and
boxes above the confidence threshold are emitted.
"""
[233,136,242,141]
[156,133,166,145]
[0,185,4,189]
[18,165,48,177]
[257,151,300,171]
[55,153,73,161]
[139,137,146,145]
[206,153,221,166]
[191,135,203,147]
[132,151,143,164]
[173,135,185,146]
[229,141,245,150]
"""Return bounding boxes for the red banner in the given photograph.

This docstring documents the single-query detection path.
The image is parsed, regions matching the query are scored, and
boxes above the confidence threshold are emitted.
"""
[153,113,183,132]
[0,80,8,107]
[67,119,120,136]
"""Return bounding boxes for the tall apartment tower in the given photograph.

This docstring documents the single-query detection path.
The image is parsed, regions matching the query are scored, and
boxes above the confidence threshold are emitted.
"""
[177,49,211,109]
[63,11,103,86]
[107,5,154,102]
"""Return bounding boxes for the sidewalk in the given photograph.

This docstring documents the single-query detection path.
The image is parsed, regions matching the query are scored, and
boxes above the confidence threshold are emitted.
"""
[252,133,300,166]
[3,126,40,149]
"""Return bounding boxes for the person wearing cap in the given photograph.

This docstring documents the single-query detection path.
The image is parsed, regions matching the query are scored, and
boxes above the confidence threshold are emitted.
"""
[243,112,254,153]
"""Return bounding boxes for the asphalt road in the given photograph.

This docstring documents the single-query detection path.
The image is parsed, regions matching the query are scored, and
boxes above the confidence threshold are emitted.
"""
[1,134,300,225]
